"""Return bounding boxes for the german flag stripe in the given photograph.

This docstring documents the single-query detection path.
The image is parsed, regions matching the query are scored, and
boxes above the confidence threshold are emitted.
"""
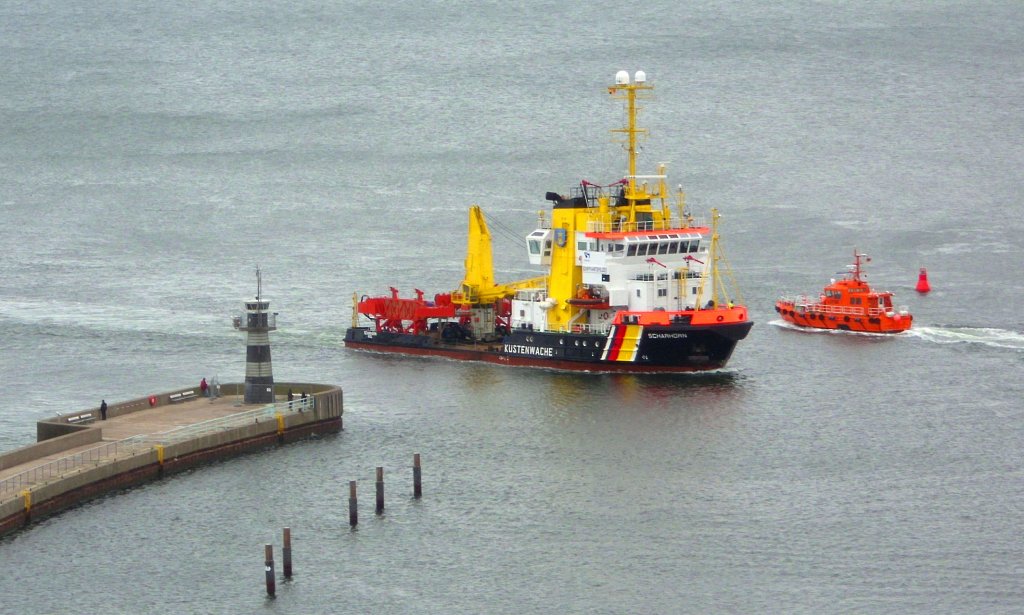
[602,325,628,361]
[617,325,643,362]
[603,325,642,362]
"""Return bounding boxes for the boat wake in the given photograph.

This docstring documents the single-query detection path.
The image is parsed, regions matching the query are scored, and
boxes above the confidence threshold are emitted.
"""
[768,319,899,337]
[770,318,1024,351]
[907,326,1024,352]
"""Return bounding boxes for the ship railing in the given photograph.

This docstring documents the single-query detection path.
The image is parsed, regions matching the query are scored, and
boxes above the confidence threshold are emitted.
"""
[783,296,874,317]
[0,398,315,498]
[586,217,705,234]
[550,322,612,335]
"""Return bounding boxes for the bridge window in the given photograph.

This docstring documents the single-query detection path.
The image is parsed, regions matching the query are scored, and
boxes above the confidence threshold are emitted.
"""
[658,242,669,255]
[668,243,679,254]
[627,245,638,256]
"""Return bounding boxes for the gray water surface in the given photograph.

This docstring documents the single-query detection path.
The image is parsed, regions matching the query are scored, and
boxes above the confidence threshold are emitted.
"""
[1,1,1022,613]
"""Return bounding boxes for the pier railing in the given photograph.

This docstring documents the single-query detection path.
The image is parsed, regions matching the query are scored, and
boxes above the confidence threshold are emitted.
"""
[141,397,315,446]
[0,437,151,497]
[0,398,316,498]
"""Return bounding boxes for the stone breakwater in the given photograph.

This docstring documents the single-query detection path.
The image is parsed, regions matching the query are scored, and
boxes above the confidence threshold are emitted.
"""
[0,382,342,537]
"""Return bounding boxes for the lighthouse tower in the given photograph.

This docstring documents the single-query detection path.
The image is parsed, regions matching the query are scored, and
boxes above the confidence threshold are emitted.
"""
[233,268,277,404]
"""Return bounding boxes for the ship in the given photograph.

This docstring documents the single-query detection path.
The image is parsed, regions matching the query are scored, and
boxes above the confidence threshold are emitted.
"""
[775,249,912,333]
[345,71,753,373]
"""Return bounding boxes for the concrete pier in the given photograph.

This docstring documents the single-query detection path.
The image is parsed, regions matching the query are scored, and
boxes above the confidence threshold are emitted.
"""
[0,382,342,537]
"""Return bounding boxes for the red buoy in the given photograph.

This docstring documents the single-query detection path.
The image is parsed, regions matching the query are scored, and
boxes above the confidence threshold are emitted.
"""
[915,267,931,293]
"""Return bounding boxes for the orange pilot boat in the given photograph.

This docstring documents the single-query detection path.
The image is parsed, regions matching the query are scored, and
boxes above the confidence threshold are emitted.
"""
[775,250,912,333]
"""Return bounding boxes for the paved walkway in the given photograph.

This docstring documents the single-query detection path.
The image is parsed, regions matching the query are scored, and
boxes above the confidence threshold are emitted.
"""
[0,395,275,483]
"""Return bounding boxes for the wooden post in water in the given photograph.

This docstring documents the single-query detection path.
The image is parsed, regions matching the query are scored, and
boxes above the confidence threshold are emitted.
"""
[264,544,276,597]
[282,527,292,578]
[349,480,358,527]
[375,466,385,515]
[413,453,422,498]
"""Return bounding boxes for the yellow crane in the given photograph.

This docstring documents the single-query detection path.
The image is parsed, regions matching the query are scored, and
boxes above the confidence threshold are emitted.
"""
[454,205,545,307]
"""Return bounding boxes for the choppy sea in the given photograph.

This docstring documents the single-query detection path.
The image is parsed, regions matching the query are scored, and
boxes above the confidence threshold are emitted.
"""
[1,1,1022,612]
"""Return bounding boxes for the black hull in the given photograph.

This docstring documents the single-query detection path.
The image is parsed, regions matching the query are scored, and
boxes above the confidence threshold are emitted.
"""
[344,321,753,373]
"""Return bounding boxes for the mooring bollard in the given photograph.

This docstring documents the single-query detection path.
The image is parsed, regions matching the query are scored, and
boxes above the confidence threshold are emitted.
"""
[282,527,292,579]
[413,453,422,498]
[349,480,358,527]
[265,544,276,597]
[376,466,385,515]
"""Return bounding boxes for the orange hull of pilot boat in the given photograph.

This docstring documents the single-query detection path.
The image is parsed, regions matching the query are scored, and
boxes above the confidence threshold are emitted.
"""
[775,250,912,334]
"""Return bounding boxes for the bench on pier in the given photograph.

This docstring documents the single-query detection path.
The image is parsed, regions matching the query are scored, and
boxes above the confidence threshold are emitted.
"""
[168,390,198,404]
[66,413,96,424]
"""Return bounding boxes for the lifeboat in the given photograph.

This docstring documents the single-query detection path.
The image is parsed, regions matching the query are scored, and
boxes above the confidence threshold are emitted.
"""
[566,287,611,310]
[775,250,912,333]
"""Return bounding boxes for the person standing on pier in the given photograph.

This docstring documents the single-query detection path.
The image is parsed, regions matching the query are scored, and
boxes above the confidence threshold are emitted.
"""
[200,377,209,397]
[99,399,107,420]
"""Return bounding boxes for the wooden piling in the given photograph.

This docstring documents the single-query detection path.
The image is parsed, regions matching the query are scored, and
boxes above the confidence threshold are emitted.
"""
[375,466,385,515]
[264,544,276,597]
[349,480,358,527]
[413,453,422,498]
[282,527,292,578]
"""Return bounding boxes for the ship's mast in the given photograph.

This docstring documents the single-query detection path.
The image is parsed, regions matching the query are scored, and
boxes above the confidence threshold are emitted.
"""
[709,210,724,308]
[851,249,868,283]
[609,70,653,201]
